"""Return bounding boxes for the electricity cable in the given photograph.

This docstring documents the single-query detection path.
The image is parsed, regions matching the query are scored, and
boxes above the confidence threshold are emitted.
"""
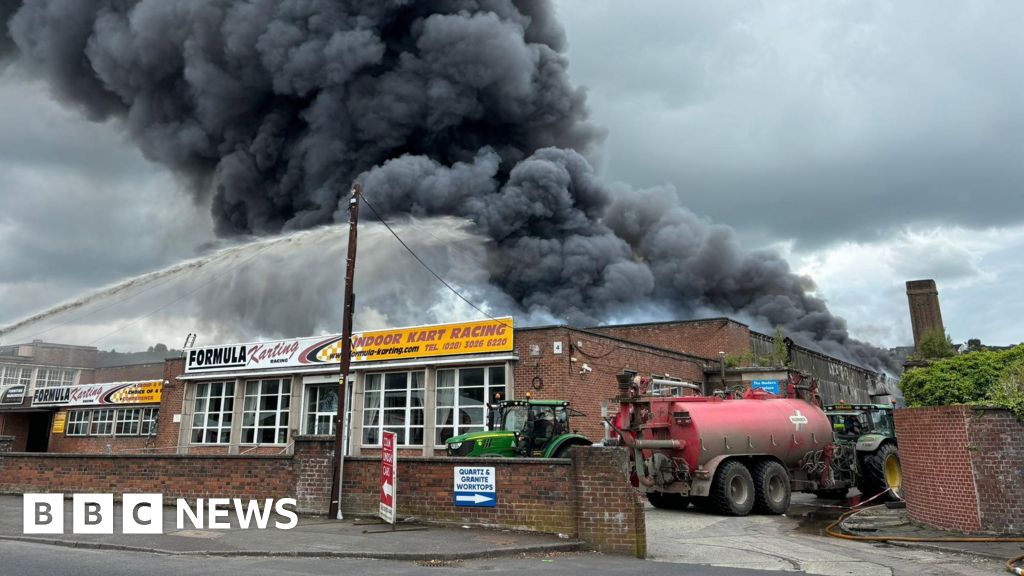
[359,193,514,330]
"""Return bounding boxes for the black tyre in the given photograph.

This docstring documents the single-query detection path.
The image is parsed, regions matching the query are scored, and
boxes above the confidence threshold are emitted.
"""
[552,441,588,459]
[859,442,902,501]
[751,460,791,515]
[813,488,850,500]
[710,460,755,516]
[689,496,714,512]
[646,492,689,510]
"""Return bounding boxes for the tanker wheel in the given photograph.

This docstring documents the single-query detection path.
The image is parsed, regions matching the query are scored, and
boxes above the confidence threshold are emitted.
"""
[646,491,689,510]
[710,460,755,516]
[859,442,902,501]
[751,460,791,515]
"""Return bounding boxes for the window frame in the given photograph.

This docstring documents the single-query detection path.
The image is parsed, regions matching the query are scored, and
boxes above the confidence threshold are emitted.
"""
[241,378,292,445]
[140,407,159,436]
[190,381,235,445]
[66,410,90,436]
[35,367,74,389]
[361,370,425,447]
[434,365,506,447]
[305,384,339,436]
[115,408,141,436]
[89,408,115,436]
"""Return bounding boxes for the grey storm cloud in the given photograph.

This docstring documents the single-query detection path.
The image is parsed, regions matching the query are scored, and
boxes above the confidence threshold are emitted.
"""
[2,0,899,371]
[558,0,1024,247]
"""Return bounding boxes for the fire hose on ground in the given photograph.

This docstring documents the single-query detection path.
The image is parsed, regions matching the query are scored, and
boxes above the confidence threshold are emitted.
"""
[823,489,1024,574]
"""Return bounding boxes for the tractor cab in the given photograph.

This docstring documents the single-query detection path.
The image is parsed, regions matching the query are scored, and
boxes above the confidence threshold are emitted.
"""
[824,403,895,440]
[445,396,589,458]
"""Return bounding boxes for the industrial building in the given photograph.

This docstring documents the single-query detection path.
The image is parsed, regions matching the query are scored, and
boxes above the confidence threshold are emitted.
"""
[1,317,893,456]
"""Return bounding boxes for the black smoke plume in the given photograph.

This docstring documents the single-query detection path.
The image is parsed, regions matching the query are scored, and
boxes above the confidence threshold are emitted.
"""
[2,0,898,372]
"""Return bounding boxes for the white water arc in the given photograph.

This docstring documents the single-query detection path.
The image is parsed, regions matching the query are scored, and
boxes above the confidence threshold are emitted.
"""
[0,217,492,349]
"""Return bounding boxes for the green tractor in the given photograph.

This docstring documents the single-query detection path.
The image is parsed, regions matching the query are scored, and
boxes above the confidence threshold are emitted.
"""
[445,397,591,458]
[820,402,903,501]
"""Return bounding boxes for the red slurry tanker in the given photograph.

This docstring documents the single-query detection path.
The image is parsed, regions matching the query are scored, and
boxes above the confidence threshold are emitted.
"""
[610,371,860,515]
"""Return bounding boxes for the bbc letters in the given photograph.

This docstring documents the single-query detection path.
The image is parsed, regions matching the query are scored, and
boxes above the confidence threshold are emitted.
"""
[24,494,298,534]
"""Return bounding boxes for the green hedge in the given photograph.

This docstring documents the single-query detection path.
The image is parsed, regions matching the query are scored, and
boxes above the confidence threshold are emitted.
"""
[900,344,1024,418]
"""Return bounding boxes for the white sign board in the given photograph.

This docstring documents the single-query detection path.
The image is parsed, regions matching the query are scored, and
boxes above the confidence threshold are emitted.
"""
[453,466,496,507]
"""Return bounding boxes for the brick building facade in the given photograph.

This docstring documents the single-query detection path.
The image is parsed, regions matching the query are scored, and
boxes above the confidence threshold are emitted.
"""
[3,317,889,456]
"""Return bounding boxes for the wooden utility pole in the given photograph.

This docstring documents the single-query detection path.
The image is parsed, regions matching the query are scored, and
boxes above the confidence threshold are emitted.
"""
[329,182,361,520]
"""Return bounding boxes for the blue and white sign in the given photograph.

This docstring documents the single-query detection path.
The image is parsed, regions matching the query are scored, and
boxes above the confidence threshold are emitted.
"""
[751,380,781,395]
[453,466,496,507]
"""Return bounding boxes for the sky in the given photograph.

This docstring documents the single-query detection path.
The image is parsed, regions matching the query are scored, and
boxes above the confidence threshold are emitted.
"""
[1,0,1022,351]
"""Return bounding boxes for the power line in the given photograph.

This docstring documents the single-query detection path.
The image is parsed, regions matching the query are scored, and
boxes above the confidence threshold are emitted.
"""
[359,193,514,330]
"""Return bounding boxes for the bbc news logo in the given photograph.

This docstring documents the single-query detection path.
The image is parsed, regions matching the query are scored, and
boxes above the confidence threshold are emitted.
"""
[23,494,298,534]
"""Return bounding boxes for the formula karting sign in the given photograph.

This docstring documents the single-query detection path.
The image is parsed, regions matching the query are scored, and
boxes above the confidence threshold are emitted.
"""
[185,318,514,373]
[453,466,496,507]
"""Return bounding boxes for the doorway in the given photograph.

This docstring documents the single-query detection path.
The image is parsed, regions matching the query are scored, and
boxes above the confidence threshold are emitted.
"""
[25,412,51,452]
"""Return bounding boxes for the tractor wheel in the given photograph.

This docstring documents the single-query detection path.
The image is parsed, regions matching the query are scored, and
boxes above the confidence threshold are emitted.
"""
[553,443,580,459]
[646,492,689,510]
[689,497,714,512]
[751,460,791,515]
[813,488,850,500]
[859,442,902,501]
[710,460,755,516]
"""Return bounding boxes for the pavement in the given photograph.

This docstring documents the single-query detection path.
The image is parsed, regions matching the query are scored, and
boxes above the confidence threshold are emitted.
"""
[644,493,1011,575]
[839,503,1024,563]
[0,495,580,560]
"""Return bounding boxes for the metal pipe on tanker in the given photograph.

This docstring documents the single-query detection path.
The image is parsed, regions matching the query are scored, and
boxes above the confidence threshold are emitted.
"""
[649,378,702,393]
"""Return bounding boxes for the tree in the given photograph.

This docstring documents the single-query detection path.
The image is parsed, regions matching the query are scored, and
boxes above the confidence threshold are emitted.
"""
[900,344,1024,418]
[917,329,955,359]
[772,327,788,366]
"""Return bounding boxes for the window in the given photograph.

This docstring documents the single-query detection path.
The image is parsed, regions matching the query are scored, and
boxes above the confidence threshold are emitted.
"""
[65,408,157,437]
[0,365,30,404]
[116,409,141,436]
[435,366,506,445]
[362,371,424,446]
[140,407,158,436]
[66,410,89,436]
[90,408,114,436]
[191,381,234,444]
[305,385,338,435]
[242,378,291,444]
[35,368,74,389]
[1,365,31,387]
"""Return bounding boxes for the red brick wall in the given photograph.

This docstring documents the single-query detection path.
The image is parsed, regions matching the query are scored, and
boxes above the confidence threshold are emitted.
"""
[0,413,30,452]
[893,406,1024,533]
[155,358,186,451]
[573,446,646,557]
[339,445,645,556]
[514,327,708,442]
[964,409,1024,532]
[49,433,155,454]
[588,319,751,360]
[44,358,187,455]
[293,436,334,513]
[0,454,295,503]
[0,439,646,556]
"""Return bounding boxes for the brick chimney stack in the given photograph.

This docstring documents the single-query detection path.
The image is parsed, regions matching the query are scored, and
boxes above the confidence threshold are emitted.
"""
[906,279,945,351]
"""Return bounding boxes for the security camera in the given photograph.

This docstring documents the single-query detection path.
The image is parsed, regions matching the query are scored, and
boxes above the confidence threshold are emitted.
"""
[580,363,592,374]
